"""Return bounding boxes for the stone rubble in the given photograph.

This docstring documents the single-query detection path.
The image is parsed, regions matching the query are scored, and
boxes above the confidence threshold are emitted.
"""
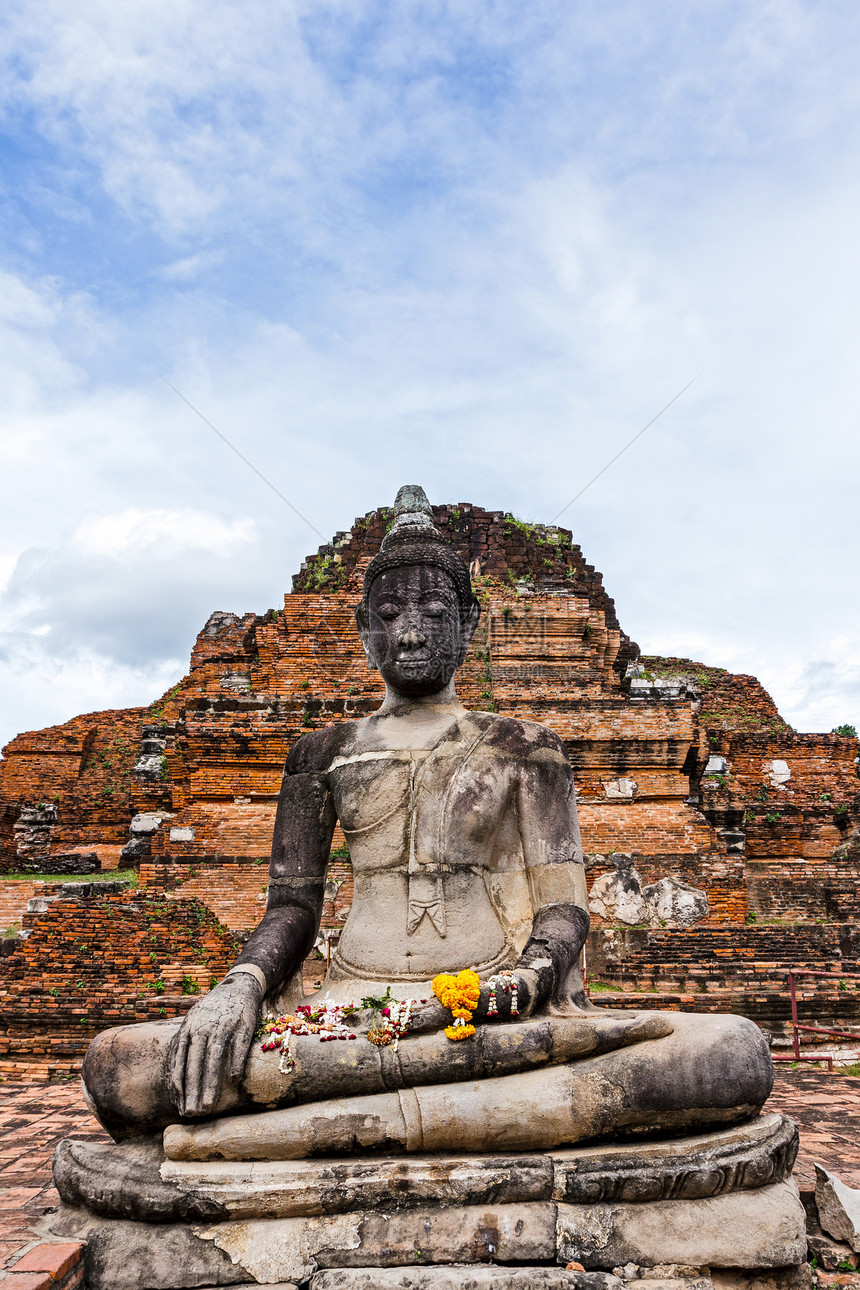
[816,1165,860,1254]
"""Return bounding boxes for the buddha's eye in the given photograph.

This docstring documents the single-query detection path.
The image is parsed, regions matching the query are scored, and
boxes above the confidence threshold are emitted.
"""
[422,602,446,617]
[376,604,400,620]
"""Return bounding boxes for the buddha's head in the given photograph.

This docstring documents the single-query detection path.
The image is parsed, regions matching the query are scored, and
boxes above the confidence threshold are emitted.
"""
[355,486,481,697]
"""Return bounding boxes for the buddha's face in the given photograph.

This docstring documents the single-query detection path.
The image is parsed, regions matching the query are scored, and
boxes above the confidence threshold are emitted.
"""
[360,564,477,696]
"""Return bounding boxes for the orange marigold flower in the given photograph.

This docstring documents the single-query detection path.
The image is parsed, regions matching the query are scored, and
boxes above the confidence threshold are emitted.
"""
[445,1023,476,1041]
[433,969,481,1042]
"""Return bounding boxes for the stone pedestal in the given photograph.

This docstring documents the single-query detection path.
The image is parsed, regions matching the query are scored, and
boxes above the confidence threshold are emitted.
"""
[49,1114,806,1290]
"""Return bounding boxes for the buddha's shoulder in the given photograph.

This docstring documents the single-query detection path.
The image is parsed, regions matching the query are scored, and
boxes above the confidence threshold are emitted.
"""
[467,711,569,762]
[283,722,357,775]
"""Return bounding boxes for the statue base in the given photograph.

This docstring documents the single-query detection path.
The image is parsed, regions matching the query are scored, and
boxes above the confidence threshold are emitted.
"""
[48,1114,807,1290]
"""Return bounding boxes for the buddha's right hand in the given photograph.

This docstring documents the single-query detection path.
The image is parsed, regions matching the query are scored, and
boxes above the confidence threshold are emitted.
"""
[168,972,264,1117]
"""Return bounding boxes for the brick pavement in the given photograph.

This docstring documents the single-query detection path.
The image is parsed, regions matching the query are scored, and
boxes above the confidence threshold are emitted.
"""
[0,1072,857,1280]
[0,1082,108,1282]
[767,1070,860,1190]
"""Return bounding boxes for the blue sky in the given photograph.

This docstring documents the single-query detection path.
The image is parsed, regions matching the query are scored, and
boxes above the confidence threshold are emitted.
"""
[1,0,860,748]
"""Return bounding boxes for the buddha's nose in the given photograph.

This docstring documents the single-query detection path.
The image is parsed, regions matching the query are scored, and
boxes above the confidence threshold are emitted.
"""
[398,625,426,648]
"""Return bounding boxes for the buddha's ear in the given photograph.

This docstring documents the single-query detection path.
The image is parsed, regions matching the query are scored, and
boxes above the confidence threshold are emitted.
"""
[458,596,481,663]
[354,603,378,671]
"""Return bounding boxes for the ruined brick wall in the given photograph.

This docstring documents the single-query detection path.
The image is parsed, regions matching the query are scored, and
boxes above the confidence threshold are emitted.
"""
[0,708,169,873]
[587,920,860,1042]
[639,656,790,736]
[138,853,355,936]
[0,886,239,1080]
[293,504,631,644]
[0,881,44,931]
[138,861,270,932]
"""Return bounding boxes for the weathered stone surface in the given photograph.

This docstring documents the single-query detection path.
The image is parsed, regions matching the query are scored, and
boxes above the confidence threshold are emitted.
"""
[60,1137,552,1221]
[604,777,638,801]
[556,1180,806,1270]
[46,1204,248,1290]
[807,1223,859,1271]
[52,1182,806,1289]
[121,807,168,862]
[815,1164,860,1252]
[131,729,169,786]
[641,877,708,928]
[588,855,708,929]
[194,1203,558,1284]
[766,759,791,788]
[129,812,164,836]
[55,1137,227,1223]
[21,852,100,875]
[309,1270,623,1288]
[632,1281,712,1290]
[589,862,648,924]
[710,1267,813,1290]
[164,1151,551,1220]
[552,1111,797,1204]
[54,1113,796,1224]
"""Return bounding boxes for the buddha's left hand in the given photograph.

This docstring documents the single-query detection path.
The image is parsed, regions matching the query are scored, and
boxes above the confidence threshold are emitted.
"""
[475,968,541,1022]
[408,969,541,1035]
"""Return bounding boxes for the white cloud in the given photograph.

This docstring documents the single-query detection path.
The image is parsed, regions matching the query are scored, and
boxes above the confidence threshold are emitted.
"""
[771,644,860,736]
[0,507,267,672]
[0,555,17,596]
[0,643,184,748]
[70,509,255,559]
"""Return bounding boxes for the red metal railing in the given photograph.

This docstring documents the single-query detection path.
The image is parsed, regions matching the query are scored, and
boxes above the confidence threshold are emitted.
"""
[771,968,860,1073]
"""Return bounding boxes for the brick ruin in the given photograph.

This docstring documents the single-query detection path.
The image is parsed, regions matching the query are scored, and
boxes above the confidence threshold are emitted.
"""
[1,501,858,1079]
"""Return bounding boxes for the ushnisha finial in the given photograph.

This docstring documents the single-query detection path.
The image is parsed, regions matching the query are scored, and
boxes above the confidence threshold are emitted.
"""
[388,484,436,537]
[393,484,433,517]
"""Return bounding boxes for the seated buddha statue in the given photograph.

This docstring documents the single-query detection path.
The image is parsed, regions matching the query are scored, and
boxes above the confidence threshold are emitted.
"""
[79,486,772,1166]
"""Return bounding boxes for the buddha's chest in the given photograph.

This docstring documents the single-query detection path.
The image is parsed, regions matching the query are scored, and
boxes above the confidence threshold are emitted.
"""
[328,742,513,871]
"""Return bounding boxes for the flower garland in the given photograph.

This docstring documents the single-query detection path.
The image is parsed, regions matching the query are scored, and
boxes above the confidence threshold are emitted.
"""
[362,985,424,1051]
[486,970,519,1017]
[258,990,425,1069]
[259,968,520,1063]
[432,968,481,1041]
[373,997,417,1052]
[258,998,357,1074]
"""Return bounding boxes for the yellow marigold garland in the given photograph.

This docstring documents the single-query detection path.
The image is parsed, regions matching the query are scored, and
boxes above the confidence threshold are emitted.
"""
[432,969,481,1041]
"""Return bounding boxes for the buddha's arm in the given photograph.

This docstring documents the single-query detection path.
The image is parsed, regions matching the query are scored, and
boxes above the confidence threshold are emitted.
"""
[168,743,335,1117]
[494,729,589,1020]
[229,765,335,992]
